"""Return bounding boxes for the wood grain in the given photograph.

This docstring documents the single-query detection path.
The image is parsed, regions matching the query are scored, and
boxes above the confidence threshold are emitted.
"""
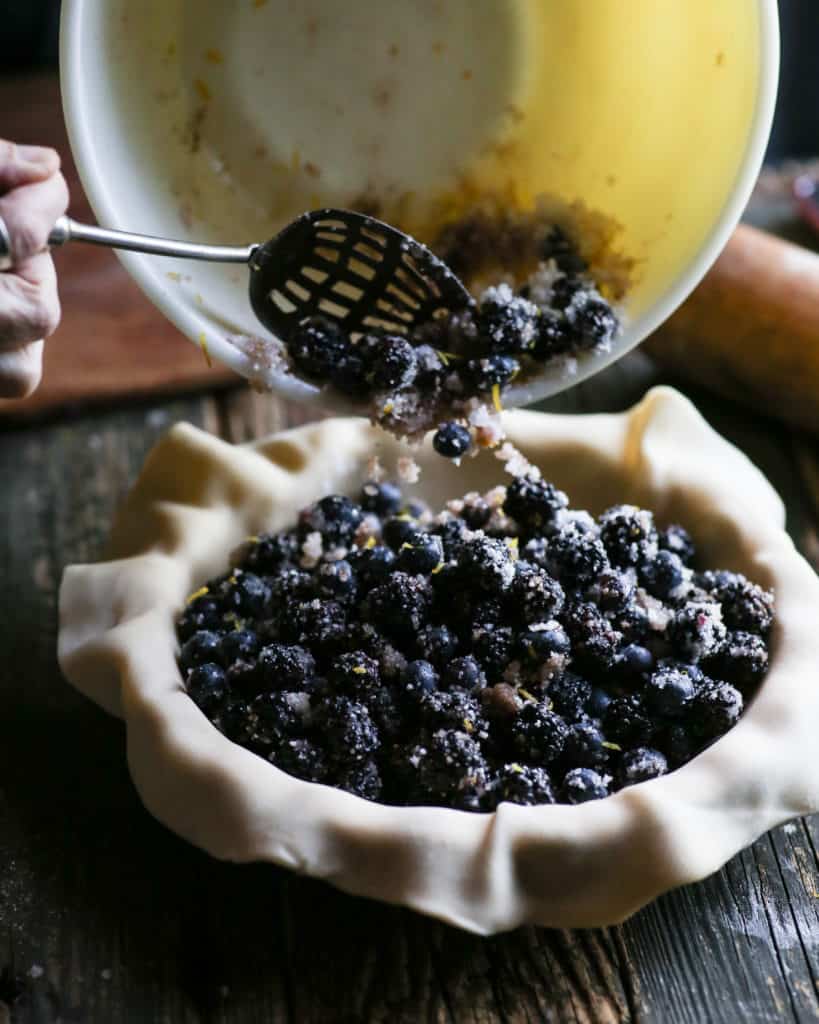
[0,73,236,422]
[1,363,817,1024]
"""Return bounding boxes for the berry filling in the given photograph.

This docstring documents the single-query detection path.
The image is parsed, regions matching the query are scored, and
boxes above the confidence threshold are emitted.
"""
[176,479,774,810]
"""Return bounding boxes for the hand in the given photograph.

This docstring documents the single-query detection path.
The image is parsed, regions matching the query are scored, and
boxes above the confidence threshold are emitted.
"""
[0,140,69,398]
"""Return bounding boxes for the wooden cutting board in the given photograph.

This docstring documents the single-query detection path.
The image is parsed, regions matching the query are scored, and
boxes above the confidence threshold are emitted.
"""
[0,72,236,420]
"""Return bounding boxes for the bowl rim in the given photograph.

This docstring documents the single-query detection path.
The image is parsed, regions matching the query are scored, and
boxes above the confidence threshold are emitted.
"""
[59,0,780,407]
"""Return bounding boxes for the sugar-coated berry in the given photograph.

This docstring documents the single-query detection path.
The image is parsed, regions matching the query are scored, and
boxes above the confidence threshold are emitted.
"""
[659,524,696,566]
[644,667,696,718]
[562,767,610,804]
[471,625,514,677]
[329,651,381,700]
[382,516,418,551]
[669,601,727,661]
[257,643,316,690]
[445,655,487,691]
[415,624,458,667]
[461,354,520,394]
[359,480,402,517]
[433,422,472,459]
[271,738,329,784]
[697,571,774,635]
[400,659,439,703]
[180,630,223,671]
[614,644,654,684]
[504,474,568,534]
[511,703,570,763]
[288,315,349,380]
[546,526,609,586]
[598,505,658,567]
[546,673,592,722]
[604,694,654,748]
[691,680,743,740]
[511,561,565,624]
[349,544,396,590]
[478,284,540,354]
[566,294,619,351]
[337,759,383,800]
[186,663,227,713]
[367,335,418,390]
[299,494,363,546]
[395,530,444,575]
[316,559,357,602]
[706,631,769,689]
[220,629,261,666]
[616,747,668,788]
[587,687,612,720]
[564,719,608,768]
[314,696,380,764]
[177,595,224,641]
[641,550,685,600]
[365,572,432,638]
[496,763,556,806]
[459,534,516,593]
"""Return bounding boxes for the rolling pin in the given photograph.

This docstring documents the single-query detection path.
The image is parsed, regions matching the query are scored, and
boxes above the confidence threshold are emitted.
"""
[645,223,819,433]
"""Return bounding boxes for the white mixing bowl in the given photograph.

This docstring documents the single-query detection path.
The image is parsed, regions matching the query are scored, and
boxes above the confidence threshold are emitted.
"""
[60,1,779,409]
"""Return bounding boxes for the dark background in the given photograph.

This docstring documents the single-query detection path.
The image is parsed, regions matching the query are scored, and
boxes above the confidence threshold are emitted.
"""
[0,0,816,162]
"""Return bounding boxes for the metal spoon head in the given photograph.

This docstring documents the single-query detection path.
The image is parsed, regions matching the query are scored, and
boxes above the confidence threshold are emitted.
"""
[248,209,474,341]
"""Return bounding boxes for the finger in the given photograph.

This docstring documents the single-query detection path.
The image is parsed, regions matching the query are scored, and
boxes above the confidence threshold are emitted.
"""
[0,254,61,349]
[0,140,61,191]
[0,339,44,399]
[0,171,69,264]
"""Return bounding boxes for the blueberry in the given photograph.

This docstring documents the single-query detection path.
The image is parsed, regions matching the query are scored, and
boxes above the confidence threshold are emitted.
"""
[241,533,299,574]
[587,687,612,720]
[644,667,696,718]
[359,480,402,518]
[330,349,372,397]
[186,663,227,713]
[658,524,696,566]
[460,495,493,531]
[445,655,487,691]
[641,550,685,600]
[477,284,539,354]
[495,763,555,806]
[533,310,573,359]
[511,703,569,763]
[563,720,609,768]
[616,747,668,788]
[562,767,610,804]
[180,630,223,671]
[614,643,654,683]
[382,516,418,551]
[504,474,568,534]
[367,335,418,390]
[288,315,349,380]
[395,530,444,575]
[220,629,261,666]
[399,660,439,702]
[299,495,363,546]
[415,624,458,667]
[316,559,357,601]
[461,354,520,393]
[433,422,472,459]
[222,572,270,618]
[348,544,396,589]
[518,625,571,664]
[566,294,619,351]
[177,595,224,642]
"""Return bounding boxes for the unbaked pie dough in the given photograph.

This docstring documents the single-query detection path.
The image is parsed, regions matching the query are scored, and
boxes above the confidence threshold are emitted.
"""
[58,387,819,934]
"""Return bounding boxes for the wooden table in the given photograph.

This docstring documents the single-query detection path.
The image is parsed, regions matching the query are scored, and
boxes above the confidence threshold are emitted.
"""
[2,77,819,1024]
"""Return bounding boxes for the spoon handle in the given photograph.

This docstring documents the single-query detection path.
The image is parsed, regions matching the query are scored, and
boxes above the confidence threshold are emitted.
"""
[48,216,256,264]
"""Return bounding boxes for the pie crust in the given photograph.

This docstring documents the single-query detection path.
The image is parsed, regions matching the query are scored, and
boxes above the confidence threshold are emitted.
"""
[58,387,819,934]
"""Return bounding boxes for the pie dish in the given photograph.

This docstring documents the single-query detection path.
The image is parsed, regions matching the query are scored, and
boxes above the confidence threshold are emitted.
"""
[58,387,819,933]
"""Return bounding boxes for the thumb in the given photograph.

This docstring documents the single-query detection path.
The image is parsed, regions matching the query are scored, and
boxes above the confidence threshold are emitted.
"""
[0,140,60,192]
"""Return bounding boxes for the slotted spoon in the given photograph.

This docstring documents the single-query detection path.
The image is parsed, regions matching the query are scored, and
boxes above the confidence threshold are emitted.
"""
[39,209,474,343]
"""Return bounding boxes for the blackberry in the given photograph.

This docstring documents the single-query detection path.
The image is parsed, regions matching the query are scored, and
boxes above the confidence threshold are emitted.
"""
[610,601,652,645]
[511,703,569,763]
[563,601,621,672]
[705,631,769,689]
[316,559,357,602]
[252,691,308,740]
[433,422,472,459]
[365,572,432,638]
[271,738,329,784]
[504,474,568,534]
[459,535,516,593]
[522,536,549,569]
[644,666,696,718]
[419,690,487,739]
[461,354,520,394]
[662,724,697,768]
[472,625,514,677]
[367,335,418,390]
[290,598,347,655]
[550,275,583,311]
[220,629,261,666]
[415,729,493,811]
[177,595,224,642]
[348,544,396,590]
[257,643,316,690]
[329,348,371,398]
[399,660,439,705]
[616,747,668,788]
[329,651,381,701]
[337,760,383,801]
[395,530,444,575]
[690,680,743,740]
[288,315,349,380]
[669,601,727,661]
[219,698,254,744]
[545,526,609,586]
[533,310,573,359]
[359,480,402,518]
[640,550,685,600]
[566,294,619,351]
[587,568,635,611]
[226,658,264,699]
[518,624,571,665]
[563,720,609,768]
[186,663,227,713]
[180,630,223,671]
[445,655,487,691]
[269,568,314,607]
[562,767,610,804]
[314,696,380,764]
[511,561,565,624]
[697,571,774,635]
[241,532,299,574]
[413,344,447,393]
[415,624,458,667]
[541,226,587,275]
[495,763,556,806]
[546,673,592,722]
[382,516,418,551]
[603,693,654,747]
[368,687,403,742]
[598,505,659,567]
[477,284,539,354]
[298,495,363,547]
[659,524,696,566]
[460,496,493,532]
